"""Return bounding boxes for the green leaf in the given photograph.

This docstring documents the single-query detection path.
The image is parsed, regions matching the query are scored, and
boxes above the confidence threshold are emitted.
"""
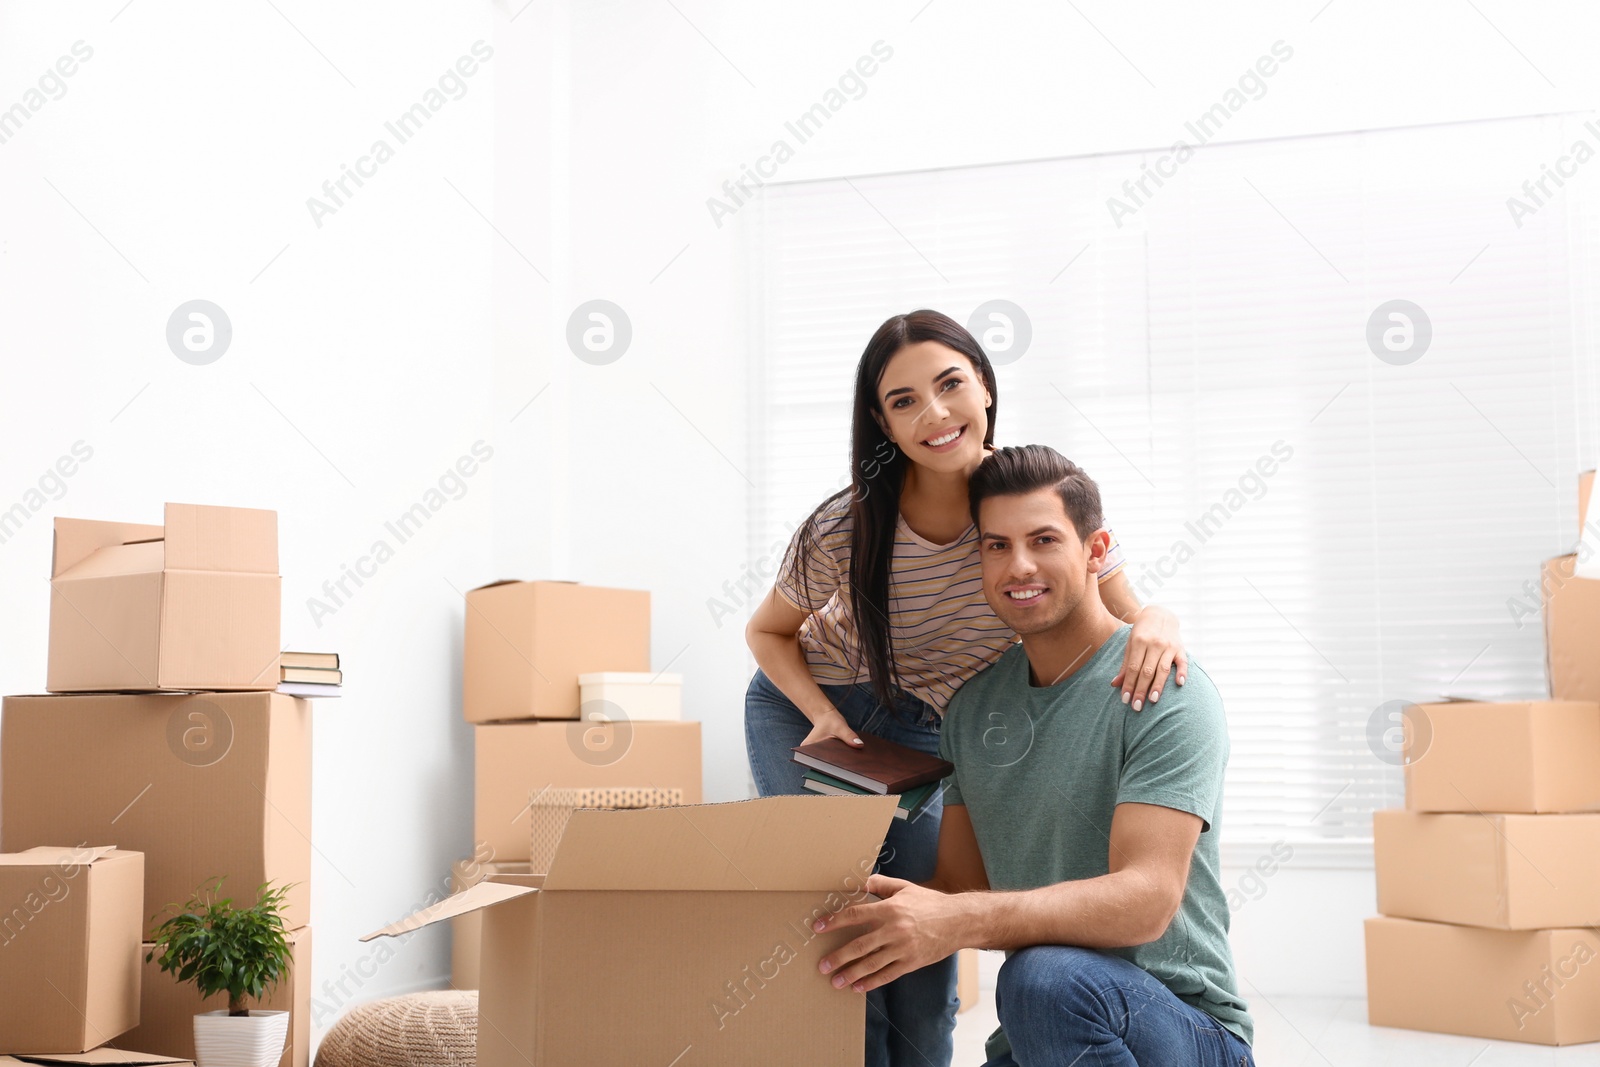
[145,876,294,1010]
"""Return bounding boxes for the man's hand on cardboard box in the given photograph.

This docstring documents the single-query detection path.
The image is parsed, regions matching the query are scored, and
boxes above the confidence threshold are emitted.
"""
[812,873,970,994]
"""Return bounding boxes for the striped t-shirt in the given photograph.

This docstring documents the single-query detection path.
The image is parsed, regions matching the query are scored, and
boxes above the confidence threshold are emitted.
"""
[774,495,1127,711]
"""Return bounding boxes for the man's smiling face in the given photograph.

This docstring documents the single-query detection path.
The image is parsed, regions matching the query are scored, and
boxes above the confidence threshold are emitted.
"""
[977,486,1102,636]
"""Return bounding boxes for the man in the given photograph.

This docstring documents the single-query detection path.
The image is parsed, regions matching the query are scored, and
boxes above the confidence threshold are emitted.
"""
[813,444,1255,1066]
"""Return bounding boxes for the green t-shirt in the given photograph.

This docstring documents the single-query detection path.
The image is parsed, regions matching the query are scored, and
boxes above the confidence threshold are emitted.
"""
[939,625,1253,1054]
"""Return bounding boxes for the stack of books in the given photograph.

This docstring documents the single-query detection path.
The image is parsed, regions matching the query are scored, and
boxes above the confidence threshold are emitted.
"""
[277,651,342,698]
[791,734,953,821]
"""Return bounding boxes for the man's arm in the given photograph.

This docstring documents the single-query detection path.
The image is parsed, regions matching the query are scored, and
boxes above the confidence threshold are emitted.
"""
[920,803,989,895]
[963,801,1200,950]
[814,802,1200,992]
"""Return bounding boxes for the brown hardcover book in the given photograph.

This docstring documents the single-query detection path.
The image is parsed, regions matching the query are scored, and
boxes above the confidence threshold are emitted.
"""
[791,734,953,794]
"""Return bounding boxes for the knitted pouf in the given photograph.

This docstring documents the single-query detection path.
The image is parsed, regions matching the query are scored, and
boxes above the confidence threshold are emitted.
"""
[316,991,478,1067]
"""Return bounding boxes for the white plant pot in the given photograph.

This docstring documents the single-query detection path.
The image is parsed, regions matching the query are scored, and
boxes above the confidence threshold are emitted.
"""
[192,1009,290,1067]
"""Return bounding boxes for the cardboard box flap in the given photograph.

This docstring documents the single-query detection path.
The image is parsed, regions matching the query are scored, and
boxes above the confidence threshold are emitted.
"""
[162,504,277,574]
[52,518,165,578]
[359,880,538,941]
[55,540,165,582]
[470,579,526,591]
[543,794,898,891]
[10,1051,193,1066]
[0,845,119,866]
[485,872,546,889]
[469,579,586,593]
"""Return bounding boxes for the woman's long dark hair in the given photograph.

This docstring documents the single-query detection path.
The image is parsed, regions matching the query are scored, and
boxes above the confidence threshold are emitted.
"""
[791,309,1000,712]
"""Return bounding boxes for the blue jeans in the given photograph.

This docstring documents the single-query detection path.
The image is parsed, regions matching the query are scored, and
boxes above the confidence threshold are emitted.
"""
[744,668,958,1067]
[983,946,1255,1067]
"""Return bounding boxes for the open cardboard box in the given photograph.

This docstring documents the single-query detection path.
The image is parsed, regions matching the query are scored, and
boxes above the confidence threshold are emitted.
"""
[0,847,144,1055]
[47,503,280,693]
[448,858,535,990]
[368,795,897,1067]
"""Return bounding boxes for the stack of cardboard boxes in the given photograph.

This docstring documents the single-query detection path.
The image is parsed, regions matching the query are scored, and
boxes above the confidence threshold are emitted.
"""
[1366,474,1600,1046]
[0,504,312,1067]
[450,580,985,1011]
[449,580,703,988]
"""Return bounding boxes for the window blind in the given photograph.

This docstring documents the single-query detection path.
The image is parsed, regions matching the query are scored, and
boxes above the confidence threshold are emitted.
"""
[750,114,1598,865]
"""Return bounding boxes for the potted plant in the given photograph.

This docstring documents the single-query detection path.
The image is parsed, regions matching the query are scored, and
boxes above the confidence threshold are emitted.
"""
[146,878,296,1067]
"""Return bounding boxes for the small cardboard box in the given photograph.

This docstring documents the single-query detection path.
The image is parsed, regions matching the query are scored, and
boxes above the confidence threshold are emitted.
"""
[474,719,701,861]
[47,503,280,693]
[0,1051,193,1066]
[0,847,144,1054]
[1374,810,1600,928]
[578,671,682,721]
[1,693,312,939]
[1365,916,1600,1045]
[1543,556,1600,704]
[1404,700,1600,813]
[463,581,649,723]
[449,858,534,990]
[121,927,308,1067]
[369,796,896,1067]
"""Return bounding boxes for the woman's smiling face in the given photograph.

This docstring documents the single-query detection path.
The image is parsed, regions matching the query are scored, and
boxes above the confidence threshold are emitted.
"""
[875,340,992,472]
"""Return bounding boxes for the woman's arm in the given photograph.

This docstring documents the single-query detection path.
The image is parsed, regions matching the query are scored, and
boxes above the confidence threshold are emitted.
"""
[746,589,865,746]
[1100,569,1187,711]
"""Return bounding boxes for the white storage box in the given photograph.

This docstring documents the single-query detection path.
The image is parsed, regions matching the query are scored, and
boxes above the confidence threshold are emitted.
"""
[577,671,682,721]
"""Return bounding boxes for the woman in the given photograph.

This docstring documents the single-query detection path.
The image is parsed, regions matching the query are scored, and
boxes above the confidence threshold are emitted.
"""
[744,309,1187,1067]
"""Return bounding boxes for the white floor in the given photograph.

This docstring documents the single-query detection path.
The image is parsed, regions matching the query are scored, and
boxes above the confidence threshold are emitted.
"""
[952,990,1600,1065]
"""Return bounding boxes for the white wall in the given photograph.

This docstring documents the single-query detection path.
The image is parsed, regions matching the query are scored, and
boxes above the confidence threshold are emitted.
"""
[0,0,498,1038]
[502,0,1600,1001]
[2,0,1596,1041]
[520,0,1600,804]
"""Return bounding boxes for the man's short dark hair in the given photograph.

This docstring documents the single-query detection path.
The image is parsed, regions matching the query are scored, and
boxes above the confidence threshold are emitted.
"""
[968,445,1104,541]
